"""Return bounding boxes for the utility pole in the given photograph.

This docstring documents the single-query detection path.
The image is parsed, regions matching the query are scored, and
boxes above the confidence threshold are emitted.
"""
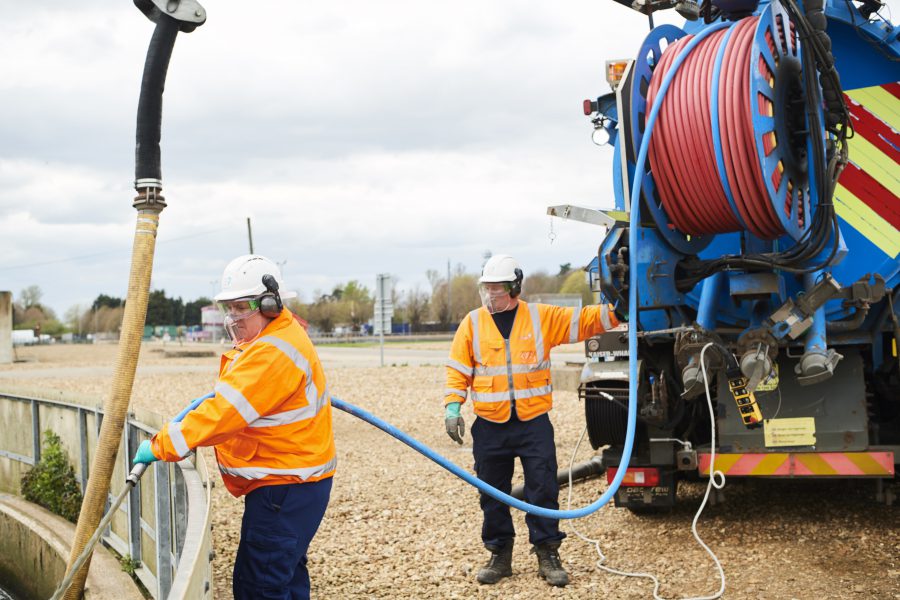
[447,259,452,324]
[247,217,254,254]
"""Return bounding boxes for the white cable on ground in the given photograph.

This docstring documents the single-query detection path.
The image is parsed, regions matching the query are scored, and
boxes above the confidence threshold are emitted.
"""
[566,343,726,599]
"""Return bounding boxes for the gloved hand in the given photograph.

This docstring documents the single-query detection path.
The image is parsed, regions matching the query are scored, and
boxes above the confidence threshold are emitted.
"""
[445,402,465,444]
[132,439,159,465]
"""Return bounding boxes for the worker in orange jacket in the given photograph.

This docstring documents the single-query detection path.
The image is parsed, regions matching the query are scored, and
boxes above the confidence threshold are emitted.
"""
[444,254,618,587]
[133,255,336,600]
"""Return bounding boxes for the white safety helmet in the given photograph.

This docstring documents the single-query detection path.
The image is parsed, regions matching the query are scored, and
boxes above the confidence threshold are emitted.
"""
[214,254,298,302]
[478,254,523,313]
[479,255,523,291]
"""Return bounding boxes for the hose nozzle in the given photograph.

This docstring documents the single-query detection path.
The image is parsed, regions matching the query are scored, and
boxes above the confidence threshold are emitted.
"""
[127,462,149,486]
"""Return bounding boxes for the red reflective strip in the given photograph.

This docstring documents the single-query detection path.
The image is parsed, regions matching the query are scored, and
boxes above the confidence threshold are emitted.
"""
[698,452,895,476]
[792,456,814,476]
[845,94,900,165]
[838,163,900,230]
[772,458,792,475]
[698,454,712,474]
[727,453,765,475]
[883,82,900,101]
[822,453,864,475]
[874,452,894,474]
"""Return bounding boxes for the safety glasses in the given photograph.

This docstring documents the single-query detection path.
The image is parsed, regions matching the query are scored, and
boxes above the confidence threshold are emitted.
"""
[217,298,260,319]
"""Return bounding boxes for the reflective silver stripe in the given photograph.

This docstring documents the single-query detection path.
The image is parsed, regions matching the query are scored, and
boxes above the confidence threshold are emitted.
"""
[504,339,515,403]
[515,384,553,399]
[251,389,329,428]
[257,335,312,376]
[529,303,545,360]
[247,335,325,428]
[600,306,613,331]
[470,390,510,403]
[218,456,337,481]
[445,388,467,400]
[446,359,474,377]
[472,385,553,404]
[569,308,580,344]
[168,422,190,458]
[470,309,483,365]
[214,381,260,425]
[474,361,551,376]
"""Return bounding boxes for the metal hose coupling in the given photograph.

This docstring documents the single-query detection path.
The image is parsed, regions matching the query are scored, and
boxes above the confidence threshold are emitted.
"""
[126,462,149,486]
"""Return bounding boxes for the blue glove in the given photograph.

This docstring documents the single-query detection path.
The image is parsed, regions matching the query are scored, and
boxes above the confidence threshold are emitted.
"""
[132,439,159,465]
[445,402,465,444]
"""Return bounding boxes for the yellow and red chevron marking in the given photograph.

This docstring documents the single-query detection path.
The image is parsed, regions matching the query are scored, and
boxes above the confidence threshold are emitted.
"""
[698,452,895,476]
[835,82,900,258]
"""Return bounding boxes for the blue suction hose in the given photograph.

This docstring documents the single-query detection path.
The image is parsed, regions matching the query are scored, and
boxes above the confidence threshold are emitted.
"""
[181,24,727,519]
[175,392,215,422]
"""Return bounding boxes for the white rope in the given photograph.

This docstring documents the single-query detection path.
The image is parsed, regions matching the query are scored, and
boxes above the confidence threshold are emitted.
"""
[566,345,726,599]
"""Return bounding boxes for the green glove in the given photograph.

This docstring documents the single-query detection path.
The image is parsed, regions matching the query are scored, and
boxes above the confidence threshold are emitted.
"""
[445,402,465,444]
[132,439,159,465]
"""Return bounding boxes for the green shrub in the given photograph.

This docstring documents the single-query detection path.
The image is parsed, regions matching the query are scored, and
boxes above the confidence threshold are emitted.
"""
[20,430,83,522]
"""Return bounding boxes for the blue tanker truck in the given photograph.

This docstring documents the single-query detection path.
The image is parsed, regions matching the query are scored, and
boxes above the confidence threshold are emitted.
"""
[562,0,899,510]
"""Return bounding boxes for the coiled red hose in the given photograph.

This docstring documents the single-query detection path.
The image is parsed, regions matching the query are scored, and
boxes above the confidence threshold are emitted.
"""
[647,17,785,240]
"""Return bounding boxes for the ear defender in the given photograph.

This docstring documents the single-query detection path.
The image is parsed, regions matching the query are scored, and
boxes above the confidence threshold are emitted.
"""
[510,268,524,298]
[259,274,283,318]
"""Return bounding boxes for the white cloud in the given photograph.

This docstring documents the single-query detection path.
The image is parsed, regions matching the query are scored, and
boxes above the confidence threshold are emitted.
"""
[1,0,897,317]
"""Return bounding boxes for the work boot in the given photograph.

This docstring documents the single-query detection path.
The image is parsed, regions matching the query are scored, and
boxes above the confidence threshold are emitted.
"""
[476,543,513,584]
[532,542,569,587]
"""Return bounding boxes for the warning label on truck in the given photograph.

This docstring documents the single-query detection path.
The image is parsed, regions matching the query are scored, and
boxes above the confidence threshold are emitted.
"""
[764,417,816,447]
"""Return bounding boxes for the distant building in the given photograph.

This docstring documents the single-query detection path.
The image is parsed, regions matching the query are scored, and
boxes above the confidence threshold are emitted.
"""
[201,305,225,342]
[526,293,583,310]
[12,329,36,346]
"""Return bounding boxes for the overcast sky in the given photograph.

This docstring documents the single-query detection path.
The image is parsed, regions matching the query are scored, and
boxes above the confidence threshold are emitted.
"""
[2,1,896,318]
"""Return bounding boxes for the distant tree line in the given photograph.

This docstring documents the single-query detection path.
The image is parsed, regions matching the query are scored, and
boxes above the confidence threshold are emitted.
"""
[289,262,593,334]
[12,262,593,337]
[11,286,212,336]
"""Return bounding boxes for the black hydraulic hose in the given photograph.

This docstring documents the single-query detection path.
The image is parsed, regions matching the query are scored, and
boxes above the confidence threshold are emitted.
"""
[510,457,606,501]
[826,305,870,332]
[135,13,180,185]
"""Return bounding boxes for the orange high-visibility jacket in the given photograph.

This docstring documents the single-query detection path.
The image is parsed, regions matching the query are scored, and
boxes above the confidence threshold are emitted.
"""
[444,301,618,423]
[151,309,336,497]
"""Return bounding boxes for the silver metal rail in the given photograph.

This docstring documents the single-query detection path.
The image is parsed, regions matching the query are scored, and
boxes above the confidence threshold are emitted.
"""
[0,392,213,599]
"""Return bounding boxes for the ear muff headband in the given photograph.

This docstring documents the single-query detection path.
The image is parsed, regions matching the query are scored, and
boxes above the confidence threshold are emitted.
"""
[510,268,523,298]
[259,274,283,318]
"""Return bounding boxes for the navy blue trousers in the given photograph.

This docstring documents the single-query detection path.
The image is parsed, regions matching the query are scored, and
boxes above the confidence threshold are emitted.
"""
[233,478,333,600]
[471,413,566,550]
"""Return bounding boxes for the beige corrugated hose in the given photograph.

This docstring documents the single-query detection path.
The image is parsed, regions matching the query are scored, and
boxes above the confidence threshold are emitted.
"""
[62,202,163,600]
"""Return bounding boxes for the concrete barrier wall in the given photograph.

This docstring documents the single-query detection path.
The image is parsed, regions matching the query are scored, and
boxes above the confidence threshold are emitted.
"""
[0,493,137,600]
[0,391,214,599]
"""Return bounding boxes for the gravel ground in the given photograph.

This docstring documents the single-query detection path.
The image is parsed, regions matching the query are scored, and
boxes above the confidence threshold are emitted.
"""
[3,343,899,599]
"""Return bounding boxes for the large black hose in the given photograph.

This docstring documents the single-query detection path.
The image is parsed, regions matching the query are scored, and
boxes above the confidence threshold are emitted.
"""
[63,9,190,600]
[510,457,606,500]
[135,13,180,185]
